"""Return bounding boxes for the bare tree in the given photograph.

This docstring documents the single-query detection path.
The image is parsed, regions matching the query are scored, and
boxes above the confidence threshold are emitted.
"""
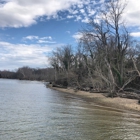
[79,0,136,96]
[49,45,76,86]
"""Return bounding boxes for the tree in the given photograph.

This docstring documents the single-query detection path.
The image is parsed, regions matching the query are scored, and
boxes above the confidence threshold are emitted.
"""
[79,0,139,96]
[48,0,140,97]
[49,45,75,86]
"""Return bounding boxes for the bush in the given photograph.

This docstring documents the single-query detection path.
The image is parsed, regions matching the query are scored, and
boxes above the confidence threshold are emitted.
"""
[55,78,68,87]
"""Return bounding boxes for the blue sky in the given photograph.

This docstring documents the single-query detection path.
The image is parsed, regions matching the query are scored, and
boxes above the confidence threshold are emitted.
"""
[0,0,140,71]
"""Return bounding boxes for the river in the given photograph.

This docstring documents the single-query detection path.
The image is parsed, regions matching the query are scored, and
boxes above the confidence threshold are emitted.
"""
[0,79,140,140]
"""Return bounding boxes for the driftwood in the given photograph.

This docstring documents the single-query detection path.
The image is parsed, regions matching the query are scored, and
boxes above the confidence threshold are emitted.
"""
[46,83,67,89]
[90,90,108,93]
[52,84,67,89]
[117,92,140,100]
[124,88,140,94]
[47,83,140,104]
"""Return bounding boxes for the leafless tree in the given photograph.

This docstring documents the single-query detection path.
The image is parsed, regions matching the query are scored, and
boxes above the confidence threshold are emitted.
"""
[79,0,139,96]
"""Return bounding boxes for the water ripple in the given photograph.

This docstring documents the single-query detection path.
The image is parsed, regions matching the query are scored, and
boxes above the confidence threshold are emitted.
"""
[0,79,140,140]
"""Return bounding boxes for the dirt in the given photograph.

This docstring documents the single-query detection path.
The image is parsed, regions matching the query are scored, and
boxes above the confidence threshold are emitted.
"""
[48,84,140,114]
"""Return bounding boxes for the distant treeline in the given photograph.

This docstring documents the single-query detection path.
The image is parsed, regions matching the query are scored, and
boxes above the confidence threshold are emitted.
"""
[0,66,54,81]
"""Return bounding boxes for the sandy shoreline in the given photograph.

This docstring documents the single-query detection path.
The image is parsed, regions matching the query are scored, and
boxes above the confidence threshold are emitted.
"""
[48,85,140,114]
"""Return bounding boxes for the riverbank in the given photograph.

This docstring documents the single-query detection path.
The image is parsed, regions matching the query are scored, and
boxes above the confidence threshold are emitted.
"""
[48,85,140,114]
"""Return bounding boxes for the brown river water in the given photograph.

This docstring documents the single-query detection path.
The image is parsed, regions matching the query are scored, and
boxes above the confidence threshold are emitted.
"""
[0,79,140,140]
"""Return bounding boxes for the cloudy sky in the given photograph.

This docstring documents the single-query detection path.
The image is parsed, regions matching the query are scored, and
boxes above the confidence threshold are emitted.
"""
[0,0,140,70]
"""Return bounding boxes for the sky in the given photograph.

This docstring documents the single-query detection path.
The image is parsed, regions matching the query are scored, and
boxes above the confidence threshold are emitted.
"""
[0,0,140,71]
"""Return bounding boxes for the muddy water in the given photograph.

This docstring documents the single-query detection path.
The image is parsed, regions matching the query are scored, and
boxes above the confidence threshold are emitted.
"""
[0,79,140,140]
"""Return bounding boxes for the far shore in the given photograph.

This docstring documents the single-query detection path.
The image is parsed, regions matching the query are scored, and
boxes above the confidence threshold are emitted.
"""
[48,84,140,114]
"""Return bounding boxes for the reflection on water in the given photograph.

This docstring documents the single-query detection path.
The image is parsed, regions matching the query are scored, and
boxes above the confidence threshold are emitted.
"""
[0,79,140,140]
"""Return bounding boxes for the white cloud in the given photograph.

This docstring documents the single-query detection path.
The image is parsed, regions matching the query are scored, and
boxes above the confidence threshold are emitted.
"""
[75,15,82,21]
[0,0,88,28]
[71,10,78,15]
[66,31,71,34]
[23,35,39,41]
[41,36,52,40]
[80,9,85,14]
[72,32,83,41]
[37,40,56,44]
[38,36,55,44]
[22,35,55,44]
[0,0,139,29]
[67,15,74,19]
[122,0,140,27]
[77,4,84,8]
[87,7,95,16]
[130,32,140,37]
[0,41,62,70]
[81,16,89,23]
